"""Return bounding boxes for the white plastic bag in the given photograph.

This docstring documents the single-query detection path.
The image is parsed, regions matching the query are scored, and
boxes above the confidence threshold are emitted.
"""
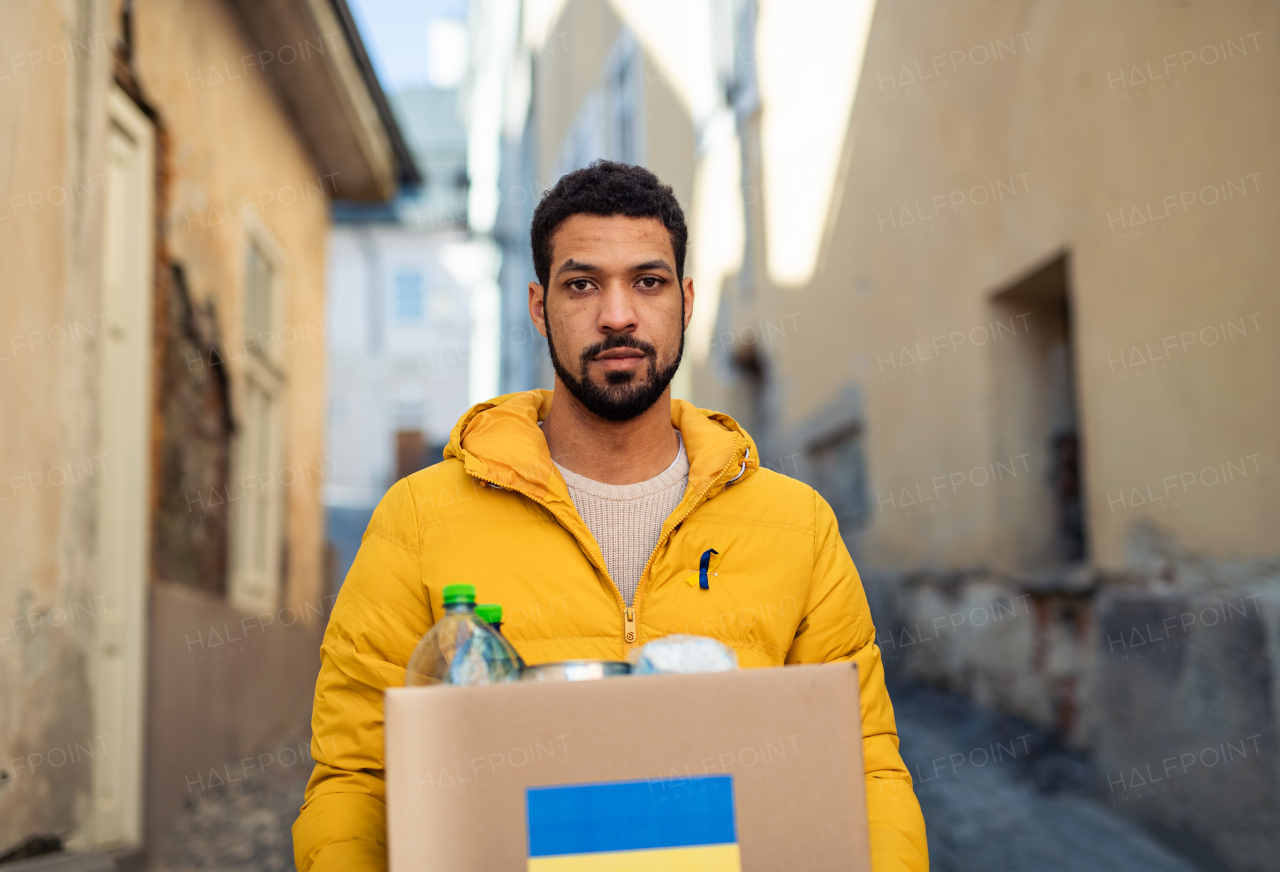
[629,634,738,675]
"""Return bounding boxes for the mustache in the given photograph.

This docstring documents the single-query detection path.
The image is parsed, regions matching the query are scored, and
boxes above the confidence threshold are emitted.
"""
[578,333,657,365]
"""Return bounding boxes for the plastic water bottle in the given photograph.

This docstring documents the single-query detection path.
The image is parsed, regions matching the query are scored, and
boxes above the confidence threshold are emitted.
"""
[475,603,503,631]
[476,603,526,671]
[405,585,523,686]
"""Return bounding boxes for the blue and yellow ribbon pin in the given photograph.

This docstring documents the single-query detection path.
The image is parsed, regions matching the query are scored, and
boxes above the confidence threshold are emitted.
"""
[687,548,721,589]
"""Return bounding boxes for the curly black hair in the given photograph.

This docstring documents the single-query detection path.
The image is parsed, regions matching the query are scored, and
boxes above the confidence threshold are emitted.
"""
[530,160,688,291]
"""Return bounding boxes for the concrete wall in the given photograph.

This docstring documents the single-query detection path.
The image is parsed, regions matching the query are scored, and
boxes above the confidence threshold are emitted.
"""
[1093,586,1278,870]
[533,0,695,213]
[133,0,330,610]
[641,57,695,241]
[1,0,335,854]
[533,0,624,187]
[130,0,336,852]
[697,0,1279,574]
[865,561,1280,871]
[686,2,1279,868]
[0,0,114,850]
[496,0,698,398]
[145,583,322,847]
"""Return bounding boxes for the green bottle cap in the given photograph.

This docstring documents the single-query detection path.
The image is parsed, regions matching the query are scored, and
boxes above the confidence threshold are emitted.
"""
[475,603,503,624]
[442,584,476,606]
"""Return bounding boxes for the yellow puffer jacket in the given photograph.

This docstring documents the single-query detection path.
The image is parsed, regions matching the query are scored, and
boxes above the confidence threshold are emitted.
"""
[293,390,928,871]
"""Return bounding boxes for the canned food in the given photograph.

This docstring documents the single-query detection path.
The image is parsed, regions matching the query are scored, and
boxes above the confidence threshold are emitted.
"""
[520,660,631,682]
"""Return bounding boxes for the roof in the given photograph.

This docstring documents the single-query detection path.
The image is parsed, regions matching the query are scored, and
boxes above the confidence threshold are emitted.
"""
[226,0,421,200]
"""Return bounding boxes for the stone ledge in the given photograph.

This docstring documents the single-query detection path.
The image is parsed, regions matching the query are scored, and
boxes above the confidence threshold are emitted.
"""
[0,853,115,872]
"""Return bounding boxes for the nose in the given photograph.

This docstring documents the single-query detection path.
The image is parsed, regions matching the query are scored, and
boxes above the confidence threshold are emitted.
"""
[597,281,638,335]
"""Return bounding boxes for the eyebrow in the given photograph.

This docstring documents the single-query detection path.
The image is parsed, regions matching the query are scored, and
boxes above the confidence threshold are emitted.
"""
[554,257,675,279]
[555,258,598,278]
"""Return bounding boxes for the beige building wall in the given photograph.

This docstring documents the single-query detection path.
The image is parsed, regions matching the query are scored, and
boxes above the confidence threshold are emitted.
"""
[133,0,330,610]
[686,7,1278,859]
[534,0,623,185]
[641,61,696,234]
[533,0,695,221]
[0,0,392,852]
[699,0,1278,574]
[505,0,697,396]
[0,0,115,848]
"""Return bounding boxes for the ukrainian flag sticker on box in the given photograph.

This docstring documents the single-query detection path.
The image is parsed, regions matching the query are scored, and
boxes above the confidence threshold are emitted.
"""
[526,775,742,871]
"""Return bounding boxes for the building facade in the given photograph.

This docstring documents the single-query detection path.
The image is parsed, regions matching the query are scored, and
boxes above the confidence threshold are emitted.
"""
[0,0,412,861]
[698,3,1280,869]
[474,0,703,395]
[323,82,493,589]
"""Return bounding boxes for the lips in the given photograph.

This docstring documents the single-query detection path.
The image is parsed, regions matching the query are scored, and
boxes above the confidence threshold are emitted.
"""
[594,348,646,361]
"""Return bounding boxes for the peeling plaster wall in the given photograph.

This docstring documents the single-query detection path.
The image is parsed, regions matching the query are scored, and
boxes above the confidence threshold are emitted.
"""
[863,536,1280,871]
[1,0,335,852]
[132,0,330,611]
[0,0,114,851]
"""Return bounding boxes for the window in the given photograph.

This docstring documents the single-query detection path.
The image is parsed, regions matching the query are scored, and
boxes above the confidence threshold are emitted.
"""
[395,270,425,320]
[229,222,286,614]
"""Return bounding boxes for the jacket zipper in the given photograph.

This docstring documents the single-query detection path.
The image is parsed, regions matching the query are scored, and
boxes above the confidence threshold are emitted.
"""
[466,441,746,650]
[464,468,632,647]
[629,445,744,623]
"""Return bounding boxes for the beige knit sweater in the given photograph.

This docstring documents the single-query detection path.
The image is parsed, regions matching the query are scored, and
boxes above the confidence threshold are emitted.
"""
[552,435,689,606]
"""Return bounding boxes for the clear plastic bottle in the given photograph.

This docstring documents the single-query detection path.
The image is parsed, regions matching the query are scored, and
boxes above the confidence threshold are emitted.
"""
[475,603,526,672]
[405,585,523,686]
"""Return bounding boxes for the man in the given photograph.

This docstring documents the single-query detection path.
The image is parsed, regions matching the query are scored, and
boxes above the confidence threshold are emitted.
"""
[293,161,928,871]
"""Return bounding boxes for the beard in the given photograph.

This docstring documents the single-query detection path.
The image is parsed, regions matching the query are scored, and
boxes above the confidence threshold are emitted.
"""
[545,308,684,423]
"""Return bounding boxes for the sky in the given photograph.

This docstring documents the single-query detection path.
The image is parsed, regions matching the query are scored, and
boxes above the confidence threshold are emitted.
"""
[346,0,471,93]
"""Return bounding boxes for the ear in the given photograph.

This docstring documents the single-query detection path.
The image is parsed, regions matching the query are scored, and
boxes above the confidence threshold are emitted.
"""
[682,276,695,331]
[528,282,548,338]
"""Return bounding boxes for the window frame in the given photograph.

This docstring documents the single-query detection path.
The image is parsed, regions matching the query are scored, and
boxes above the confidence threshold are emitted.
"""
[227,212,289,615]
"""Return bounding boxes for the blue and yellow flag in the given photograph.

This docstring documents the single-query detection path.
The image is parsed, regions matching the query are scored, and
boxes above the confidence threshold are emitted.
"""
[526,775,741,871]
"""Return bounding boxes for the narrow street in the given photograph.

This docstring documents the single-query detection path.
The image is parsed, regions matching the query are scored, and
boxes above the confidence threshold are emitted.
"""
[5,1,1275,868]
[893,685,1202,872]
[148,733,311,872]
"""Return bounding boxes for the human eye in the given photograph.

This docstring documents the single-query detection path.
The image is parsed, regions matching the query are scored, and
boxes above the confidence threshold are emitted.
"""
[567,279,595,292]
[635,276,665,290]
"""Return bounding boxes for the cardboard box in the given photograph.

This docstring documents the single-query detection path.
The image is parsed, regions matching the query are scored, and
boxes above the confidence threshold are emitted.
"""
[385,662,870,871]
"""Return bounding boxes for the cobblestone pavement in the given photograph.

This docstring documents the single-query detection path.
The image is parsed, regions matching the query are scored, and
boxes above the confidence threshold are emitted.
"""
[147,735,311,872]
[893,684,1203,872]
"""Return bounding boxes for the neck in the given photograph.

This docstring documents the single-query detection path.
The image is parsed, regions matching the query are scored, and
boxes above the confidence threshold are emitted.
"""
[542,379,680,485]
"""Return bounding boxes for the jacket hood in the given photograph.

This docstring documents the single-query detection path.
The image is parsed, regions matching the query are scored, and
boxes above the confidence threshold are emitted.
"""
[444,390,759,509]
